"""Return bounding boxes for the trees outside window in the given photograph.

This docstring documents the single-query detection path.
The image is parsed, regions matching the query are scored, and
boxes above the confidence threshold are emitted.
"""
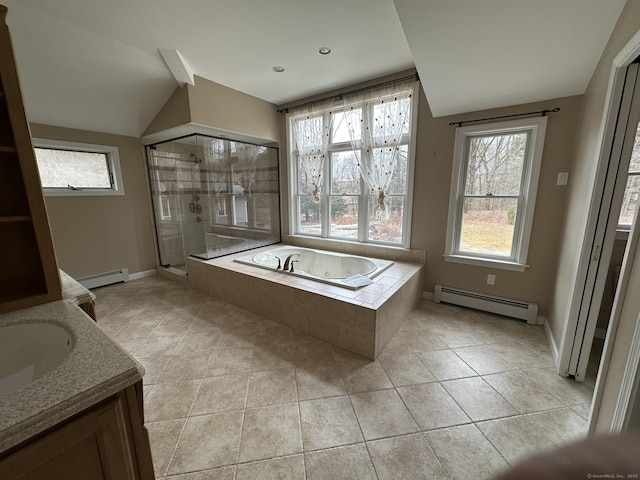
[445,117,547,271]
[289,82,416,247]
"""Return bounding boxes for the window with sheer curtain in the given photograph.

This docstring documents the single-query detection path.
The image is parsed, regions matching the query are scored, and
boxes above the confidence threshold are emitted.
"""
[288,79,416,247]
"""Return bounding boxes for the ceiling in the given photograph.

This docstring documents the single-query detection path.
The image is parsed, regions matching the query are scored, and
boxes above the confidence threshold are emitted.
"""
[1,0,626,137]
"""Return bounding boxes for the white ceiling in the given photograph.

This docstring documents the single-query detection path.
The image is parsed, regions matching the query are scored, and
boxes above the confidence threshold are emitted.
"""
[1,0,626,137]
[394,0,627,117]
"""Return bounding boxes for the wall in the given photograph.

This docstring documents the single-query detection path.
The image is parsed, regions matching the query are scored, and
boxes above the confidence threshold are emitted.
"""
[30,124,157,278]
[417,94,582,316]
[548,0,640,355]
[278,70,582,316]
[144,76,281,143]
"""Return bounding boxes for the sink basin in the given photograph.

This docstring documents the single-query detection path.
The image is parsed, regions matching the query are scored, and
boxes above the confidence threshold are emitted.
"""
[0,323,73,399]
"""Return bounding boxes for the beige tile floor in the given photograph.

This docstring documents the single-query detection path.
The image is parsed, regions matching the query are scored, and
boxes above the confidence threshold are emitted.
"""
[94,275,595,480]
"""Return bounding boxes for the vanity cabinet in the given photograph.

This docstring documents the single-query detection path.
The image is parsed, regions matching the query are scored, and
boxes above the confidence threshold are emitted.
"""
[0,4,61,313]
[0,382,155,480]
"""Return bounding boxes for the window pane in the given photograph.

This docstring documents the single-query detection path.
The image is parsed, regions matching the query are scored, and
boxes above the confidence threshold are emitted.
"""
[330,196,359,238]
[464,133,527,196]
[35,148,111,188]
[459,197,517,257]
[630,123,640,172]
[299,196,321,235]
[298,157,313,195]
[337,108,361,143]
[295,116,325,149]
[380,144,408,194]
[373,97,411,136]
[368,196,403,243]
[619,175,640,226]
[331,151,360,194]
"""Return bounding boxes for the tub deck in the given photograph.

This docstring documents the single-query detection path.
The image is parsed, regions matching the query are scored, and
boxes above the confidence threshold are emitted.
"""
[187,244,424,359]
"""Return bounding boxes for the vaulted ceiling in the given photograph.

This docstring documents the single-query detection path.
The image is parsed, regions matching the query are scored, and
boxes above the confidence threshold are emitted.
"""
[1,0,626,137]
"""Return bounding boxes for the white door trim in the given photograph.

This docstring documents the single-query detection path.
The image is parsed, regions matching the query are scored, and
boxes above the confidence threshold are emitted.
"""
[580,28,640,433]
[558,28,640,380]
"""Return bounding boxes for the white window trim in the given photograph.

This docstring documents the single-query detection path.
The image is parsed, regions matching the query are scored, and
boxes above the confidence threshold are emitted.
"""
[33,138,125,196]
[444,116,547,271]
[287,83,418,248]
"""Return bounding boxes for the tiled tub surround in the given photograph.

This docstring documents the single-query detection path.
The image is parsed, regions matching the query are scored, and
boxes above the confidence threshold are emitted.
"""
[187,245,424,359]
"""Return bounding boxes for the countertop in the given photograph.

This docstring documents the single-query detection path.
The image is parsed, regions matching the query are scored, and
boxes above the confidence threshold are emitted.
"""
[0,300,144,454]
[60,270,96,305]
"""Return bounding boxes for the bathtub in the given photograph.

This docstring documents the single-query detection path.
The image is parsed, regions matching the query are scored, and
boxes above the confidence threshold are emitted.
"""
[234,245,393,289]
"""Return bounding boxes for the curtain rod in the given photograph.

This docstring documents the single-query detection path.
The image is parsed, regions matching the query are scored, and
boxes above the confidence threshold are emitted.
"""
[276,73,419,114]
[449,107,560,127]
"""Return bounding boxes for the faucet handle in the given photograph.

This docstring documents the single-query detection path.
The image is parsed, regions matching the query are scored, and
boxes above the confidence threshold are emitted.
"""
[289,260,299,273]
[275,256,282,269]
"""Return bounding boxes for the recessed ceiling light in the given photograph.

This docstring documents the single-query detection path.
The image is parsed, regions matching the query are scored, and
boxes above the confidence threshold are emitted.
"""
[272,66,285,73]
[318,47,331,55]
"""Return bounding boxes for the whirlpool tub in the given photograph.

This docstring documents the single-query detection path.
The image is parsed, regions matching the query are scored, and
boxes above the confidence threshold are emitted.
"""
[234,246,394,289]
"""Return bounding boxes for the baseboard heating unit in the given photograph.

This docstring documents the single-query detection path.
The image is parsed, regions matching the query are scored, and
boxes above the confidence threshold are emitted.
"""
[433,284,538,324]
[77,268,129,289]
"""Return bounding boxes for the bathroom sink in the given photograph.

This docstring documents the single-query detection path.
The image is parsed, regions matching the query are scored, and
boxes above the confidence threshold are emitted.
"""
[0,323,73,399]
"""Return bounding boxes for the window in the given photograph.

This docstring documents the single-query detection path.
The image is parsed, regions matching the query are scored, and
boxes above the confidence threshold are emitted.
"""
[444,117,547,271]
[288,82,416,247]
[618,122,640,229]
[33,139,124,196]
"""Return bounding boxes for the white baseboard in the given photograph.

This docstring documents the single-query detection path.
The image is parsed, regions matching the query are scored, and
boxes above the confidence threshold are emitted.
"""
[129,269,157,280]
[422,291,434,301]
[544,319,560,370]
[78,268,129,289]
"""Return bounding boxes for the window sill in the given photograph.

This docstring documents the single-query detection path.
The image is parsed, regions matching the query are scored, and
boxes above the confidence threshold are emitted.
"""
[443,254,529,272]
[42,188,124,197]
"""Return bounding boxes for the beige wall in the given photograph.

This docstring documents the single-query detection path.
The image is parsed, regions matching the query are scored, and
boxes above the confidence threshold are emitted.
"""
[416,94,582,316]
[143,85,191,136]
[188,76,280,142]
[278,72,582,316]
[35,75,282,280]
[145,76,281,143]
[548,0,640,349]
[30,124,157,278]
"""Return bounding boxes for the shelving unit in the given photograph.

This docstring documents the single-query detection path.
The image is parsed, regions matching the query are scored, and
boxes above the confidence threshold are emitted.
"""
[0,5,61,312]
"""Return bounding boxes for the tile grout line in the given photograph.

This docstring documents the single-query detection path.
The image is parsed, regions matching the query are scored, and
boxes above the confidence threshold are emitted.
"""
[291,356,309,480]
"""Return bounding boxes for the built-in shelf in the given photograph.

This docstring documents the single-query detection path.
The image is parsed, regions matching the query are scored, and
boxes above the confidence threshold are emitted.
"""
[0,215,31,223]
[0,4,61,314]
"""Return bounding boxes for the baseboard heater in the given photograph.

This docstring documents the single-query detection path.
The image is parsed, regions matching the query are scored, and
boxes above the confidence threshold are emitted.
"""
[433,284,538,325]
[77,268,129,289]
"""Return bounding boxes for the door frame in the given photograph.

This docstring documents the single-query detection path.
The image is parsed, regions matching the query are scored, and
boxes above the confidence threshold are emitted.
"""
[558,30,640,379]
[557,27,640,431]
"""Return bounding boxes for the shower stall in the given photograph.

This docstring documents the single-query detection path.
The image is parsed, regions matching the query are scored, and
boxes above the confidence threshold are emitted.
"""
[146,134,280,270]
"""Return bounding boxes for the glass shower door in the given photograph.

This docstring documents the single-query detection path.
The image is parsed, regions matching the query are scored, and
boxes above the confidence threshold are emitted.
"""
[147,133,281,268]
[174,138,207,262]
[147,139,207,268]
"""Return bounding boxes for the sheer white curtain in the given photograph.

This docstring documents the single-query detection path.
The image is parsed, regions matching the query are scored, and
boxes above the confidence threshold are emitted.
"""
[290,100,333,203]
[343,79,413,220]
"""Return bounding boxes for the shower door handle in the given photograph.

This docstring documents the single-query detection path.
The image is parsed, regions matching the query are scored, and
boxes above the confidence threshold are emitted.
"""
[189,202,195,213]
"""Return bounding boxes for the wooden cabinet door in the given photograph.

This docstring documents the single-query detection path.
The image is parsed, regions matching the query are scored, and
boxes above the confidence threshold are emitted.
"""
[0,396,136,480]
